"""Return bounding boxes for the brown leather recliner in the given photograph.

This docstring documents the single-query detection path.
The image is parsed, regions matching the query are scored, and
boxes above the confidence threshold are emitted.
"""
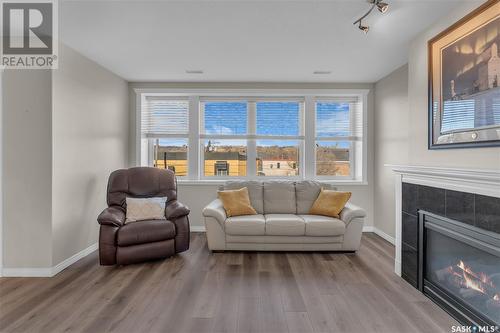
[97,167,190,265]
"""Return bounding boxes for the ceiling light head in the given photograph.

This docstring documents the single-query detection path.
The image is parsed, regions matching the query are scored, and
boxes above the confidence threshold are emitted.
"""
[376,1,389,13]
[358,23,369,34]
[185,70,203,74]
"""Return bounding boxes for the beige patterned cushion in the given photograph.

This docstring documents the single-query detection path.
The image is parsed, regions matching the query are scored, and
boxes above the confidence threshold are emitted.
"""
[125,197,167,223]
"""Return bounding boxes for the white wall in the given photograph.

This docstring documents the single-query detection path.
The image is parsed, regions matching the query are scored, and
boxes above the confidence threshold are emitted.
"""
[374,65,409,238]
[129,82,375,229]
[52,45,129,265]
[373,0,500,239]
[2,70,53,268]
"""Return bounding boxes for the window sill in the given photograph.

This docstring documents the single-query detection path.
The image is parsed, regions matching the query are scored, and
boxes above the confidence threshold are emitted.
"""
[177,179,368,186]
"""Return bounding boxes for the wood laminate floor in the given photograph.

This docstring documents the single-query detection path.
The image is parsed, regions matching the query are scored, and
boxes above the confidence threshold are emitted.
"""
[0,233,457,333]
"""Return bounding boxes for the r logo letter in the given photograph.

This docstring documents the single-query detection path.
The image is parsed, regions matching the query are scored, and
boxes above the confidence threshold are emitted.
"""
[2,2,53,54]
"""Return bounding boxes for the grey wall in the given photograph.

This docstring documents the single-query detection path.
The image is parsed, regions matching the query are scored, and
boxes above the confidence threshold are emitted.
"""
[374,65,409,238]
[128,82,375,229]
[2,70,53,268]
[373,1,500,239]
[1,44,128,270]
[407,1,500,168]
[52,44,129,265]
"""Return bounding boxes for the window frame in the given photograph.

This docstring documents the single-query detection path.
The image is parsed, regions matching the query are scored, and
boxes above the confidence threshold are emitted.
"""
[136,89,368,185]
[313,97,360,181]
[140,95,191,177]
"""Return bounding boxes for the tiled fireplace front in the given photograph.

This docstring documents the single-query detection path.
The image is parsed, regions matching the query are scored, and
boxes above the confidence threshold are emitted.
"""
[392,166,500,329]
[401,183,500,287]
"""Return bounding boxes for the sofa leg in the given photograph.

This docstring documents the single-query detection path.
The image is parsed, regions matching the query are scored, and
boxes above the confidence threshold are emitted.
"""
[211,250,225,253]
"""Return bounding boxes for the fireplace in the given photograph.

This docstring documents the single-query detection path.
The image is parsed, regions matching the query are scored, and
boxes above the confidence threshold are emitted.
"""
[419,211,500,328]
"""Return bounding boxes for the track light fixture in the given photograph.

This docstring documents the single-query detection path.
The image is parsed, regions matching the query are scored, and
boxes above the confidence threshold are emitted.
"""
[358,23,369,34]
[377,1,389,13]
[353,0,389,33]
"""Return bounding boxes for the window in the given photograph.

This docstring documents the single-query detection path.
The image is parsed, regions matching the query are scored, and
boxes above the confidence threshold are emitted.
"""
[201,101,248,177]
[315,97,363,179]
[255,101,303,177]
[139,91,366,182]
[203,139,247,177]
[141,96,189,176]
[153,139,188,176]
[200,99,303,178]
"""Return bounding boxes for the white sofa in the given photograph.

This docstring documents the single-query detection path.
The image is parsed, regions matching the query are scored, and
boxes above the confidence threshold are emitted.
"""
[202,180,366,251]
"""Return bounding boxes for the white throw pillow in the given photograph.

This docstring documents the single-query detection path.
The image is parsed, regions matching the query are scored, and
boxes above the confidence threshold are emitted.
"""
[125,197,167,223]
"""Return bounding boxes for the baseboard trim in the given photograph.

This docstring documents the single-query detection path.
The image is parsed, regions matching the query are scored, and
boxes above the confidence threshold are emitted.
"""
[52,243,98,276]
[2,243,98,278]
[2,267,53,277]
[191,226,206,232]
[364,226,395,245]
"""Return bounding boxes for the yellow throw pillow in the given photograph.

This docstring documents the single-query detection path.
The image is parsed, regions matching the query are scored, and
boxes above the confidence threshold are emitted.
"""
[218,187,257,217]
[309,189,351,218]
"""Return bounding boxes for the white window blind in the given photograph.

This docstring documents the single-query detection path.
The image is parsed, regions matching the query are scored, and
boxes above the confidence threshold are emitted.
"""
[315,96,363,140]
[141,97,189,138]
[256,101,302,137]
[201,100,247,136]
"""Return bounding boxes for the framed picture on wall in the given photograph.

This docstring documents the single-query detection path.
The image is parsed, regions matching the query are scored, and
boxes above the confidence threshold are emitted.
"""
[428,0,500,149]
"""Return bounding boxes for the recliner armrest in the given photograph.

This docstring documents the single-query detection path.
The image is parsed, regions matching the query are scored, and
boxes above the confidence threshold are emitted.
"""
[165,200,190,220]
[202,199,227,226]
[340,203,366,225]
[98,206,125,227]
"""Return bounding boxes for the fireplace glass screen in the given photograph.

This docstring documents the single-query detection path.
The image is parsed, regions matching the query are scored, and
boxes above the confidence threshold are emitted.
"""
[425,228,500,325]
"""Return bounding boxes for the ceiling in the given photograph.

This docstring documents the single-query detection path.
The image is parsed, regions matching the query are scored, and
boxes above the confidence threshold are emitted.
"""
[60,0,474,83]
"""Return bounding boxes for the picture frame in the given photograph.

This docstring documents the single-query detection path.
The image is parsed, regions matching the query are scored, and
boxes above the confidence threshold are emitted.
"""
[428,0,500,149]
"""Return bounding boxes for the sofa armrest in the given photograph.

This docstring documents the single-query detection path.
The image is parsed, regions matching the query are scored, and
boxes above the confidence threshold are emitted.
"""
[340,203,366,225]
[202,199,227,226]
[98,206,125,227]
[165,200,190,220]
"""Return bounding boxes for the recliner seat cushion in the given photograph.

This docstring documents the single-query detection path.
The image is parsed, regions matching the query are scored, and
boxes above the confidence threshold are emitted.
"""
[225,214,265,235]
[263,181,296,214]
[300,215,346,236]
[222,181,264,214]
[265,214,305,236]
[117,220,176,246]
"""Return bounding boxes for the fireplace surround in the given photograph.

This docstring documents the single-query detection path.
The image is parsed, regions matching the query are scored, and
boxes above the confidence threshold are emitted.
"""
[390,165,500,328]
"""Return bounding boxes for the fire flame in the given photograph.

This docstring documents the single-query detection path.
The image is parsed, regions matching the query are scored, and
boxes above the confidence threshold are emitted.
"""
[454,260,499,303]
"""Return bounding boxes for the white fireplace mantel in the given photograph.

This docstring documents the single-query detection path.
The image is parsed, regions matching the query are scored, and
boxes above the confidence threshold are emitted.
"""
[387,164,500,276]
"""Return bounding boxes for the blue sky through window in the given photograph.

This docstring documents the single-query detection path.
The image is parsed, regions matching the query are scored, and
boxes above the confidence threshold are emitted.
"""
[316,102,350,137]
[256,102,299,136]
[204,102,247,135]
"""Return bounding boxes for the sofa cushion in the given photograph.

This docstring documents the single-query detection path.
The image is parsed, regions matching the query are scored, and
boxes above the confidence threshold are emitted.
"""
[300,215,346,236]
[225,214,265,236]
[218,187,257,217]
[265,214,305,236]
[296,181,338,215]
[295,181,321,214]
[309,189,351,218]
[263,181,296,214]
[117,220,175,246]
[222,181,264,214]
